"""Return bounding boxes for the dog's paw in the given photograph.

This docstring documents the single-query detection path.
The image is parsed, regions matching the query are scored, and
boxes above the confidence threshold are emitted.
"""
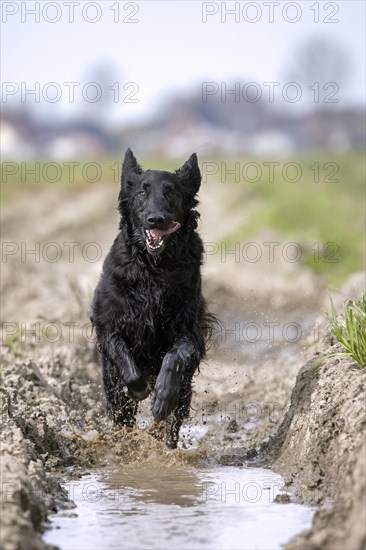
[151,369,180,421]
[124,372,150,401]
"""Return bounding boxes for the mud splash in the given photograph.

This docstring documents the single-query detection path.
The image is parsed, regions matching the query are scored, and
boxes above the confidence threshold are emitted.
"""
[41,421,317,549]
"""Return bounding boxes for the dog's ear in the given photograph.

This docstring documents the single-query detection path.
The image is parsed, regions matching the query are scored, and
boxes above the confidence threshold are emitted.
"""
[175,153,201,196]
[121,148,143,187]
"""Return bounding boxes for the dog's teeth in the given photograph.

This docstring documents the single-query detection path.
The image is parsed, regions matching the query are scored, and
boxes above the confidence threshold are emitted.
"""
[145,231,164,252]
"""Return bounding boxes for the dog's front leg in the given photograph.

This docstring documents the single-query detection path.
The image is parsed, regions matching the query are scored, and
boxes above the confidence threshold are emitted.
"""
[100,332,150,401]
[151,338,197,422]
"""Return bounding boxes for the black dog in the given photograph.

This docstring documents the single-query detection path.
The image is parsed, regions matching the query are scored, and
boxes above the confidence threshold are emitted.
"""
[91,149,214,448]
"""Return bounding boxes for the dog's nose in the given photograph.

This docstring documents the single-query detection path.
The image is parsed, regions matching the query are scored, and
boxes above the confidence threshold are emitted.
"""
[147,213,165,227]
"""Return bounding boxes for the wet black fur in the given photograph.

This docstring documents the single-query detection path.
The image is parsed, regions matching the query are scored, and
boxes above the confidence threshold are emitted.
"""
[91,149,214,448]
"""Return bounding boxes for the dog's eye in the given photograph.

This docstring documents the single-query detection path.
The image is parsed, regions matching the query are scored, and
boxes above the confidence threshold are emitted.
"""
[164,186,175,197]
[139,184,150,197]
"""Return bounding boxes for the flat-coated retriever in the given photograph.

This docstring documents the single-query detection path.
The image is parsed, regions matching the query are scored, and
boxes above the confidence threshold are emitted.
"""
[91,149,214,448]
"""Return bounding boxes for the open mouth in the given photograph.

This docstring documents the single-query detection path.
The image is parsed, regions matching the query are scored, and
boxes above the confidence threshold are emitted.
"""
[145,221,181,253]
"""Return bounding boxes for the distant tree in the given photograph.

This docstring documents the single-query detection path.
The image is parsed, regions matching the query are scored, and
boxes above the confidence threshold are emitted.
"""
[287,36,350,90]
[286,37,353,148]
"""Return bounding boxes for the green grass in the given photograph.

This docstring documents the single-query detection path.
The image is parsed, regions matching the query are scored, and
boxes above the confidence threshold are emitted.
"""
[2,322,23,358]
[329,293,366,367]
[219,151,365,285]
[313,292,366,371]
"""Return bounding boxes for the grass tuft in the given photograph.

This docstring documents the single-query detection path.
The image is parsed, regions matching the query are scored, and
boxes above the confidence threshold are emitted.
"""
[312,292,366,373]
[328,292,366,367]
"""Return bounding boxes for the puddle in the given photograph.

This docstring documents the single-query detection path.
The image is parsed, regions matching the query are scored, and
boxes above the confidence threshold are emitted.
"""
[44,465,315,550]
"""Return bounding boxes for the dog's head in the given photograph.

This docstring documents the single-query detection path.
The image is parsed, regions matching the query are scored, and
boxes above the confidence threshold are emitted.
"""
[119,149,201,256]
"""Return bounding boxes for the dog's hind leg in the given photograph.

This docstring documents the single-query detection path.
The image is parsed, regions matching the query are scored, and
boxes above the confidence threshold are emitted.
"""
[101,355,138,427]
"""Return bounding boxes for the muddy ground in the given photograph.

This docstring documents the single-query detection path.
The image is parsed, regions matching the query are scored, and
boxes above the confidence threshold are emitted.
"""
[1,178,365,549]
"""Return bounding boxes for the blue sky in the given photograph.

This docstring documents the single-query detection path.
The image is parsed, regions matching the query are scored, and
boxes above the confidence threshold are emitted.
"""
[1,1,365,123]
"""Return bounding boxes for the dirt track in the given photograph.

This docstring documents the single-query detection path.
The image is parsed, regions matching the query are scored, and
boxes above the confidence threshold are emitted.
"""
[1,179,365,549]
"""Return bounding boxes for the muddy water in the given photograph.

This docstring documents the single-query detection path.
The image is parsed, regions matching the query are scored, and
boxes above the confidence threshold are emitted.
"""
[44,462,315,550]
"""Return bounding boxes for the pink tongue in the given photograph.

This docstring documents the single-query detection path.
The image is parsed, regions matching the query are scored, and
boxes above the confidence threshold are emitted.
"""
[149,221,181,239]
